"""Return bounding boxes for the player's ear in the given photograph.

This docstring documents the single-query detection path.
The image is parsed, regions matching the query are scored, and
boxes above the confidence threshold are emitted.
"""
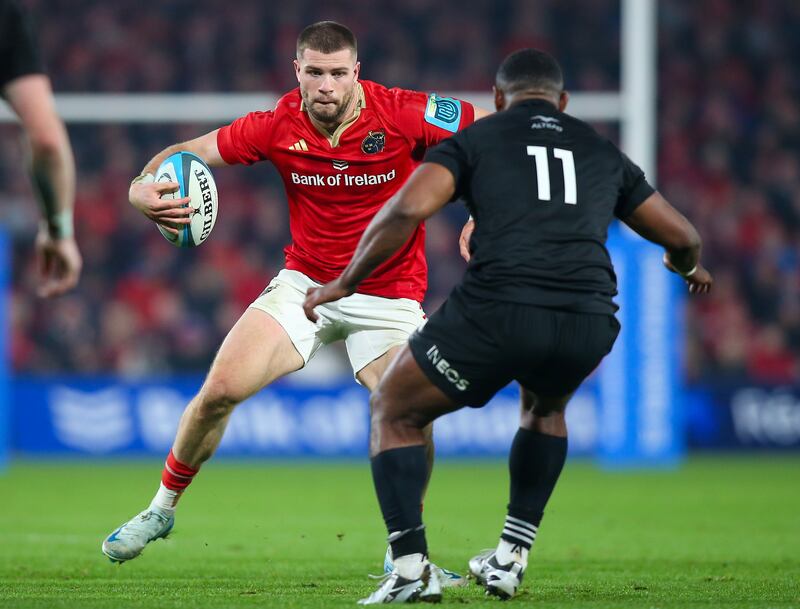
[354,60,361,80]
[558,91,569,112]
[293,59,301,82]
[493,86,505,112]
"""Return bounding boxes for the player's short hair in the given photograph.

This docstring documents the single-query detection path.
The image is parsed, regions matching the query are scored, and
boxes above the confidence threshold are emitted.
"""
[297,21,357,59]
[495,49,564,96]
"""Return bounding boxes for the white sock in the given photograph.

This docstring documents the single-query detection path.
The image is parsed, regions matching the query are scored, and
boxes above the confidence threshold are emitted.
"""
[496,539,529,568]
[149,483,181,515]
[393,553,426,580]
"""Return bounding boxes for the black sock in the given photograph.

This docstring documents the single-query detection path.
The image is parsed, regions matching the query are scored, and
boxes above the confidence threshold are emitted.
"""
[371,446,428,558]
[502,428,567,549]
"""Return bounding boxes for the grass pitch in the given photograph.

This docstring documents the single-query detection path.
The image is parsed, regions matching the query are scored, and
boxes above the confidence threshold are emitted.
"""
[0,457,798,608]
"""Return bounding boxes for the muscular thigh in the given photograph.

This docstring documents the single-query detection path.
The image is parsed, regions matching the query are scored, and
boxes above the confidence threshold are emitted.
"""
[356,345,402,392]
[205,307,304,402]
[369,345,460,454]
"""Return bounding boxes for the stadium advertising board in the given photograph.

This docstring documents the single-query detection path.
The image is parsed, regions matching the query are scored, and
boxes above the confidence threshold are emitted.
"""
[11,377,600,457]
[686,385,800,450]
[13,379,796,456]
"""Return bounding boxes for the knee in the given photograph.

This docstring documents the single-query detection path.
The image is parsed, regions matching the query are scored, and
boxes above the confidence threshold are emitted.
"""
[520,390,568,431]
[195,377,243,421]
[369,389,419,433]
[532,402,566,419]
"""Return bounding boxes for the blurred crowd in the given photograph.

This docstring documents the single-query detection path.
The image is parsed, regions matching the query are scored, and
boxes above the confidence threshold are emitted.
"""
[658,1,800,384]
[2,0,798,384]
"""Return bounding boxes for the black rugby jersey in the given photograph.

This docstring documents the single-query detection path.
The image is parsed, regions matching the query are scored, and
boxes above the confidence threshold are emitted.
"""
[0,0,44,89]
[425,98,655,314]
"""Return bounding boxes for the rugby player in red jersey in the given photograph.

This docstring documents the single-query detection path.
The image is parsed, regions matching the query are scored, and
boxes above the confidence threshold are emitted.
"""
[102,21,490,586]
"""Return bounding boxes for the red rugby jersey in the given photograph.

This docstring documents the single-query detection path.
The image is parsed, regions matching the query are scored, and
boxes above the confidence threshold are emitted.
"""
[217,79,475,301]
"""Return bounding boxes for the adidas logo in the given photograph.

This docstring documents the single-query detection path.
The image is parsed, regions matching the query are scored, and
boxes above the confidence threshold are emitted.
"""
[332,159,349,171]
[289,139,309,151]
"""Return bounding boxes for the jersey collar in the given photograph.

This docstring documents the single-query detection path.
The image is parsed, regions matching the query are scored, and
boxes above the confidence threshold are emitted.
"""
[301,81,366,148]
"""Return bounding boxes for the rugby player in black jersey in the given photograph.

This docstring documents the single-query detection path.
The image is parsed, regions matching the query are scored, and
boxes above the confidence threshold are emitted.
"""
[304,48,712,604]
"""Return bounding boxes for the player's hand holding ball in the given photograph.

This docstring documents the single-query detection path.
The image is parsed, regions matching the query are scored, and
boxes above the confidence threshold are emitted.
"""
[128,174,193,237]
[130,152,218,247]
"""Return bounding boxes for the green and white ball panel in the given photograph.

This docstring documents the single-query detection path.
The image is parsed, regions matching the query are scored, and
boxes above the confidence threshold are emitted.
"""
[156,151,218,248]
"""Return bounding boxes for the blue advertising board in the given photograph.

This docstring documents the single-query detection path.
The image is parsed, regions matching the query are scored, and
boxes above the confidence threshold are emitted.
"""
[11,376,603,458]
[599,228,685,466]
[686,384,800,450]
[12,376,799,458]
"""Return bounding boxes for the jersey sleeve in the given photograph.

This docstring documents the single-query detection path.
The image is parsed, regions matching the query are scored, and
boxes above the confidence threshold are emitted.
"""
[0,0,45,89]
[614,151,656,219]
[216,110,275,165]
[423,132,471,200]
[391,88,475,147]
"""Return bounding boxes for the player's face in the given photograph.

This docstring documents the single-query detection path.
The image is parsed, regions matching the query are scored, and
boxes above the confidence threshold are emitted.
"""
[295,49,360,126]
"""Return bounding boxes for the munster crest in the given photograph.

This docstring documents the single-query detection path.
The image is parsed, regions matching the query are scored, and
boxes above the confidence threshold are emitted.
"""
[361,130,386,154]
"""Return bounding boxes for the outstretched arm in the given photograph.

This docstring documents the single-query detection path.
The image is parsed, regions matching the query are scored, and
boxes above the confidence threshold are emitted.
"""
[303,163,456,321]
[623,192,713,293]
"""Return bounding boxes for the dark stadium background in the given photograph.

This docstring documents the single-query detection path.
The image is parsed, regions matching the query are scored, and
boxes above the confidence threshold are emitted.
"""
[1,2,798,608]
[0,0,798,453]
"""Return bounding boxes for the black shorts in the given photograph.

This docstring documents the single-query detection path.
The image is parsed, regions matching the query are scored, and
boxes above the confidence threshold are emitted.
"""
[408,289,620,407]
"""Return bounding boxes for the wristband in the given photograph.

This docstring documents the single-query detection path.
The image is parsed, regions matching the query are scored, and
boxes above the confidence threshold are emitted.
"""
[131,173,155,185]
[663,253,697,278]
[43,209,74,240]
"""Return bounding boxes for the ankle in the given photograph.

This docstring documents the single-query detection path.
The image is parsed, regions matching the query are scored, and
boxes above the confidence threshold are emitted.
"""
[393,553,427,580]
[496,539,529,569]
[149,482,179,515]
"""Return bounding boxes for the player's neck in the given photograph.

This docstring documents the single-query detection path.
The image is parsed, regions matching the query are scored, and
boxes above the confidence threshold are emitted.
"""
[309,114,338,136]
[506,93,558,110]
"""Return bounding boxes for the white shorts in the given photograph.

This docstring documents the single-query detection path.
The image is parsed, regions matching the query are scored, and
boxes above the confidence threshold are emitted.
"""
[249,269,427,376]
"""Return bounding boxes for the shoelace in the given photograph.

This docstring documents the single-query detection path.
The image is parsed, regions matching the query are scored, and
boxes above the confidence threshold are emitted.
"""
[142,510,170,523]
[362,571,401,602]
[367,571,394,583]
[119,511,167,536]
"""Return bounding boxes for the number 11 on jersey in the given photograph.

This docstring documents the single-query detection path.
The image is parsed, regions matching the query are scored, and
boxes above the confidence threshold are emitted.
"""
[527,145,577,205]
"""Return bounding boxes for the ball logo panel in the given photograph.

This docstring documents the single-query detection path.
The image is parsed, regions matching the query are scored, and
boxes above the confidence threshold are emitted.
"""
[188,160,216,244]
[156,152,218,248]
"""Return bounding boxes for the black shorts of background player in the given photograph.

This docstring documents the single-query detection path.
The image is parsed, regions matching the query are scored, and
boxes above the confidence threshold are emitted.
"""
[304,48,712,603]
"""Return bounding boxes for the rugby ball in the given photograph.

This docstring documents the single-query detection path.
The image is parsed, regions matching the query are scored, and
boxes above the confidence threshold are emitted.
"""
[155,151,218,247]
